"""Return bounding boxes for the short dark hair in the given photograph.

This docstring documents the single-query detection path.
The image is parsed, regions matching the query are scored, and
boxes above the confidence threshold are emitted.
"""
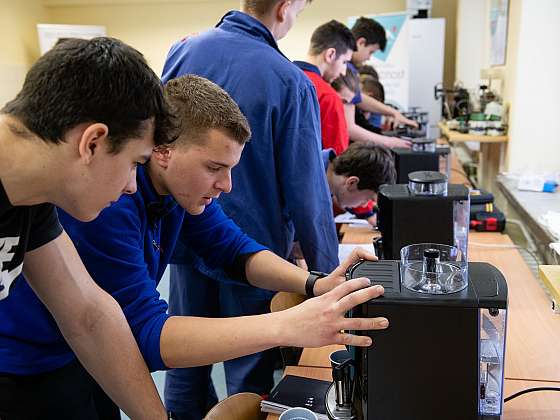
[331,69,360,95]
[351,17,387,52]
[1,37,174,153]
[309,20,357,57]
[332,143,395,192]
[242,0,313,16]
[357,64,379,80]
[164,75,251,147]
[360,75,385,102]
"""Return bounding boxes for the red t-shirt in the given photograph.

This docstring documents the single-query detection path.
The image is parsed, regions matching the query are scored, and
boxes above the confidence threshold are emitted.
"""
[303,70,349,154]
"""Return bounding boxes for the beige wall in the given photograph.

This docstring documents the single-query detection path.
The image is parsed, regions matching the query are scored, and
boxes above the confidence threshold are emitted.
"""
[43,0,456,80]
[1,0,458,119]
[0,0,47,105]
[456,0,560,173]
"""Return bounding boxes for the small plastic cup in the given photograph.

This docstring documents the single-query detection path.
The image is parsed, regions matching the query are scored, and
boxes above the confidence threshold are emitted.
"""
[279,407,318,420]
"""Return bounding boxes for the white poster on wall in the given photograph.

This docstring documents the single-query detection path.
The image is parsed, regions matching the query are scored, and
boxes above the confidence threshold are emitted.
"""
[489,0,509,66]
[37,24,106,55]
[348,13,410,111]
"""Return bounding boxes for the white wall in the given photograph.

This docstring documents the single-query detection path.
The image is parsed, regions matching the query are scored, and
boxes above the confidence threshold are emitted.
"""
[455,0,560,173]
[455,0,488,89]
[507,0,560,172]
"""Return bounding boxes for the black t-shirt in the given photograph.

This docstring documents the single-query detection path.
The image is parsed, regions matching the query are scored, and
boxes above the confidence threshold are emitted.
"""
[0,179,63,300]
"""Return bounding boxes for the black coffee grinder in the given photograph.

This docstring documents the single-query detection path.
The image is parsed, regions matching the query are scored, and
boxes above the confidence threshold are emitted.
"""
[374,171,470,261]
[392,137,451,184]
[345,244,508,420]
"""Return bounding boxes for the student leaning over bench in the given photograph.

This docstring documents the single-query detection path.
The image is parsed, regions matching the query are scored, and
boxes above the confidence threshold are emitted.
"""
[0,37,175,420]
[0,74,389,419]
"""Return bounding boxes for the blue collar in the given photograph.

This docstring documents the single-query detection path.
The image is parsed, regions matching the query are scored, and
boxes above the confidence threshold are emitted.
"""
[217,11,288,60]
[293,61,321,77]
[137,165,178,224]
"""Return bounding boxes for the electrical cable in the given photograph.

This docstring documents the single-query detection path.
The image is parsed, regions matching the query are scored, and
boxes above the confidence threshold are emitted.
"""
[504,386,560,402]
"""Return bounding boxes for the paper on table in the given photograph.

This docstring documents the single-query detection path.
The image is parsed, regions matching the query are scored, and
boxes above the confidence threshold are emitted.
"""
[338,243,376,262]
[334,212,370,226]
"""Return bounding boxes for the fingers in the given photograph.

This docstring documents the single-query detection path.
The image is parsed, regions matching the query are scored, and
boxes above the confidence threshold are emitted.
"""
[337,284,384,312]
[339,316,389,332]
[327,277,371,301]
[335,331,372,347]
[337,247,377,273]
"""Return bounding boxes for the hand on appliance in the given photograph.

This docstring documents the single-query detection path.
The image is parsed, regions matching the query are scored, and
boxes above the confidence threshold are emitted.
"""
[393,111,419,129]
[313,247,377,296]
[278,276,388,348]
[382,136,412,149]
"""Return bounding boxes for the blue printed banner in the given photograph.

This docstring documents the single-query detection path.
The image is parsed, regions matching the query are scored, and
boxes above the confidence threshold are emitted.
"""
[348,14,408,62]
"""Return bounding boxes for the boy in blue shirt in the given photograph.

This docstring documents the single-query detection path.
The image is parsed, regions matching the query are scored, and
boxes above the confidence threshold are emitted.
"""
[0,74,387,419]
[344,17,416,148]
[161,1,343,414]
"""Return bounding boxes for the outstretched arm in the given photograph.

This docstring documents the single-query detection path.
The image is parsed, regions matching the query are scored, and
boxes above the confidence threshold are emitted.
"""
[23,232,166,420]
[344,104,412,149]
[357,94,419,128]
[160,275,387,368]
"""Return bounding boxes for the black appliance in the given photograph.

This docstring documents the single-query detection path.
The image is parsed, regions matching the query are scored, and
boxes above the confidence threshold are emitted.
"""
[392,137,450,184]
[346,251,508,420]
[375,171,470,260]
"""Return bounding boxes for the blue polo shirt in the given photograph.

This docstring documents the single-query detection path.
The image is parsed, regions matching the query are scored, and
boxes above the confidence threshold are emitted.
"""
[348,62,363,105]
[0,166,266,373]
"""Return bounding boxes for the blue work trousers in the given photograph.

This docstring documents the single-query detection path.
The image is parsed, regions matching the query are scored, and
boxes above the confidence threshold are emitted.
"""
[164,263,278,419]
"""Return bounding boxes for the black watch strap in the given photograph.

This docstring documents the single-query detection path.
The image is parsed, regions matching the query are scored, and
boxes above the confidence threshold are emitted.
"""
[305,271,328,298]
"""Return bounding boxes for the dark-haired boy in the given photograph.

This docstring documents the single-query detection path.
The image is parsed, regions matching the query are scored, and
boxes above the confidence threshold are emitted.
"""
[324,143,395,215]
[1,74,387,419]
[296,20,403,154]
[345,17,416,149]
[0,37,173,419]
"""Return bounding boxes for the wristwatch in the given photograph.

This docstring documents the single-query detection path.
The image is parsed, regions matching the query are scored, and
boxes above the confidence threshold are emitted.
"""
[305,271,329,298]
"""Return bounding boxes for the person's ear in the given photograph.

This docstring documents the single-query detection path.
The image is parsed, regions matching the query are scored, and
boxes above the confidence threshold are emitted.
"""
[356,37,367,49]
[276,0,292,23]
[152,145,172,169]
[346,176,360,191]
[324,48,337,64]
[77,123,109,164]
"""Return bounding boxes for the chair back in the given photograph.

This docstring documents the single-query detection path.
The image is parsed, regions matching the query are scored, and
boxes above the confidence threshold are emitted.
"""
[204,392,265,420]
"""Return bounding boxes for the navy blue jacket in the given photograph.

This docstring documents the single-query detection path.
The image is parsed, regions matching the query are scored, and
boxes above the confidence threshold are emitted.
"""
[163,11,339,276]
[0,166,266,373]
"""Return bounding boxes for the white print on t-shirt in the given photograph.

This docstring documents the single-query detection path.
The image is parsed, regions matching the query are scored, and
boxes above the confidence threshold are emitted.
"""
[0,236,23,300]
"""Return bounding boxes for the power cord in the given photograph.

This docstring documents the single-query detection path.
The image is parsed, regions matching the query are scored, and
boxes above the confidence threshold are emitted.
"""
[469,242,542,267]
[504,386,560,402]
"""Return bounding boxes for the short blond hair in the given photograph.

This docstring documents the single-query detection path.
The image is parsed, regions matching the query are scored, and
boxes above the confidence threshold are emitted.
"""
[242,0,312,16]
[164,75,251,147]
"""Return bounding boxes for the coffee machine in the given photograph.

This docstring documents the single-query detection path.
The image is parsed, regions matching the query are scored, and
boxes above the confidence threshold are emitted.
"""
[346,244,508,420]
[374,171,470,260]
[392,137,451,184]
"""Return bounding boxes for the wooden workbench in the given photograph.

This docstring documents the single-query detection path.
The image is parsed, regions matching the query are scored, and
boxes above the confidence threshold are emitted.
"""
[439,122,508,191]
[267,231,560,419]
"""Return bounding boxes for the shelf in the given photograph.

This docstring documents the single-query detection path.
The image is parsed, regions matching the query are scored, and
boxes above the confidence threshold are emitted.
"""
[439,122,509,143]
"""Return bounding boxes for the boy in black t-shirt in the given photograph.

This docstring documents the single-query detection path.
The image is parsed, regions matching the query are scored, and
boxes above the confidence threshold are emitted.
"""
[0,37,175,419]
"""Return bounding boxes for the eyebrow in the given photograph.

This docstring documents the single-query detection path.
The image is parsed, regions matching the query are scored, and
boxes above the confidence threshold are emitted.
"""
[208,160,231,168]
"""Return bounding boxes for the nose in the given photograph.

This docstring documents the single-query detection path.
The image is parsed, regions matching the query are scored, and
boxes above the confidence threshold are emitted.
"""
[123,168,138,195]
[215,170,232,194]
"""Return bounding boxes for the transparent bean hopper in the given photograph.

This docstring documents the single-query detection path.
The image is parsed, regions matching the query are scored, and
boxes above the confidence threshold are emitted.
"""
[391,139,451,184]
[400,243,468,294]
[345,249,508,419]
